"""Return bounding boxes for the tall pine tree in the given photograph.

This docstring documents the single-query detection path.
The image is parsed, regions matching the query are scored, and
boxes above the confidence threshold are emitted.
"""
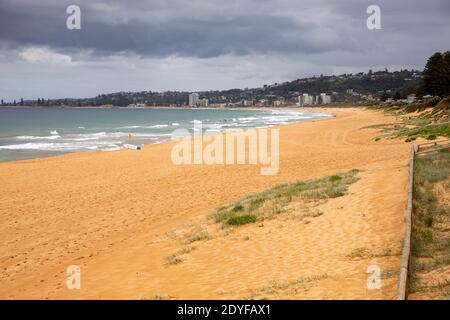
[422,52,444,96]
[421,52,446,97]
[443,51,450,97]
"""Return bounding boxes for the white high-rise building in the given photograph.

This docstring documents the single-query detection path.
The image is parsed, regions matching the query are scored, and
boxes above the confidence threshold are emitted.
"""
[198,98,209,107]
[298,93,314,106]
[320,93,331,104]
[189,93,200,106]
[189,93,209,107]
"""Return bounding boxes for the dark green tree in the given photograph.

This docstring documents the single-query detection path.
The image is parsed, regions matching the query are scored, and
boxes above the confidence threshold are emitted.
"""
[443,51,450,97]
[421,52,446,96]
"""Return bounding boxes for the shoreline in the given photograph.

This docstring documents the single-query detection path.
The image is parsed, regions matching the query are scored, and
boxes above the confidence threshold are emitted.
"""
[0,106,334,165]
[0,107,411,299]
[0,104,347,110]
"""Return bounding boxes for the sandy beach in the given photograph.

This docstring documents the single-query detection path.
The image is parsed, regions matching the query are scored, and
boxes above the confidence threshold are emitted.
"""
[0,107,412,299]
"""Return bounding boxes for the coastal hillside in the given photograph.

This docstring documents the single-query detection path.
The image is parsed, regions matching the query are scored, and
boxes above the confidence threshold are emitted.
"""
[1,69,421,107]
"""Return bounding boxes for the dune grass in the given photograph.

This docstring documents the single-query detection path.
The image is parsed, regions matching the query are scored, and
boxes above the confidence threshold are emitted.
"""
[400,123,450,142]
[254,274,329,296]
[409,149,450,298]
[212,169,360,227]
[165,247,195,266]
[185,227,210,244]
[369,97,450,142]
[226,214,258,226]
[365,116,450,142]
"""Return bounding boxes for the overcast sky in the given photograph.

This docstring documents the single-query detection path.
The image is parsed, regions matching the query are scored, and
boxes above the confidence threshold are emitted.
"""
[0,0,449,100]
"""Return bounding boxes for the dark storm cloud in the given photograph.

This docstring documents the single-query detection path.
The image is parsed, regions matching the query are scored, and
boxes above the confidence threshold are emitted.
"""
[1,0,449,59]
[1,0,450,59]
[0,0,362,58]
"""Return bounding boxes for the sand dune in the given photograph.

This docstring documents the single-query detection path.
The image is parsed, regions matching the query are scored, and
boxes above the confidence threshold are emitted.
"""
[0,107,411,299]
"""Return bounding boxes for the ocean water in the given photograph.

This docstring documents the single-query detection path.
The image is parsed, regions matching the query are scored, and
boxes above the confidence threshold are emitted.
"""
[0,107,331,162]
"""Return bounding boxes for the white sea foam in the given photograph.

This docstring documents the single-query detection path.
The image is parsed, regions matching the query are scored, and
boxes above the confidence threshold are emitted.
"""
[203,123,222,129]
[146,124,168,128]
[0,141,122,151]
[118,124,170,129]
[16,135,61,140]
[118,125,142,129]
[238,117,259,121]
[71,136,101,141]
[65,132,110,140]
[65,131,171,142]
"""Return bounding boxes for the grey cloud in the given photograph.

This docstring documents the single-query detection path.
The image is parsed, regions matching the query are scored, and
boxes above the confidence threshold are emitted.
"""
[0,0,376,58]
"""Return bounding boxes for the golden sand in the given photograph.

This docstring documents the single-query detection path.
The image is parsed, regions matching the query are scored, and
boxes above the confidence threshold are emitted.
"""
[0,107,411,299]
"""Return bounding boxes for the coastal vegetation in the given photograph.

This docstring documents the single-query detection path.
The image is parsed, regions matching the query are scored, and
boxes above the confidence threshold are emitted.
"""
[369,50,450,119]
[368,96,450,141]
[409,148,450,299]
[212,169,360,227]
[184,227,210,244]
[165,247,196,266]
[420,51,450,98]
[164,169,361,268]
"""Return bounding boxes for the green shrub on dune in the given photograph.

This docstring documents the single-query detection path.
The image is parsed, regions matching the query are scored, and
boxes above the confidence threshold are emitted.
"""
[212,169,360,227]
